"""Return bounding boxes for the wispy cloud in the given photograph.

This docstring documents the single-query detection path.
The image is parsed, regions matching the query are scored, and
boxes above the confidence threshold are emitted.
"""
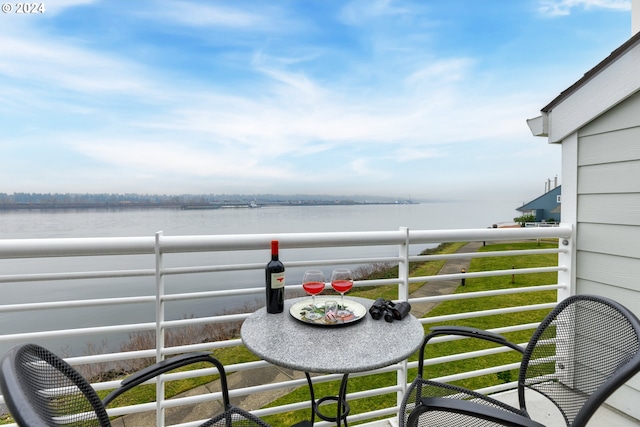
[0,31,154,97]
[405,58,476,89]
[538,0,630,17]
[72,138,291,180]
[41,0,98,16]
[339,0,413,25]
[146,1,266,28]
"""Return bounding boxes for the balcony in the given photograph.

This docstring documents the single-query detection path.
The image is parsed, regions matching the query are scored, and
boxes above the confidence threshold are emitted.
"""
[0,224,637,426]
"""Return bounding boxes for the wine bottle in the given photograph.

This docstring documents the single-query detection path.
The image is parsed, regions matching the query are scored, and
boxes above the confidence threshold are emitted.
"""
[266,240,285,313]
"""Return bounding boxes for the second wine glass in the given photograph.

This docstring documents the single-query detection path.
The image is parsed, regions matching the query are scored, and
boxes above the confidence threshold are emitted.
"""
[330,268,353,317]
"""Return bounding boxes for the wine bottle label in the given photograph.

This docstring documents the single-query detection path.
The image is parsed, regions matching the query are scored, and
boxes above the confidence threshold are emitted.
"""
[270,272,285,289]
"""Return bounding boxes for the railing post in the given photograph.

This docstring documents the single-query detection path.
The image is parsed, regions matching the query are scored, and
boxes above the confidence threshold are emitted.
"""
[155,231,166,427]
[555,224,575,390]
[557,223,574,302]
[398,226,410,301]
[397,226,411,414]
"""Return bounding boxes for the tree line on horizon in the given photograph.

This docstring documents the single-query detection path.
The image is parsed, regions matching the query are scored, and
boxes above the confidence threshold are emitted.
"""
[0,192,406,207]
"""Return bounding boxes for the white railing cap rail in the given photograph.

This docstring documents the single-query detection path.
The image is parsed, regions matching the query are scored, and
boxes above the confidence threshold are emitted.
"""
[409,225,571,243]
[0,231,405,258]
[0,225,571,258]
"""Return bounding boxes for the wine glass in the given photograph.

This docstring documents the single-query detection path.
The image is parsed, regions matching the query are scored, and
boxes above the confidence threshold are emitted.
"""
[302,270,326,319]
[330,268,353,317]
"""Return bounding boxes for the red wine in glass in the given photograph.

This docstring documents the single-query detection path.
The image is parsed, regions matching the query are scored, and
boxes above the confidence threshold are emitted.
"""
[331,269,353,317]
[302,281,325,295]
[331,280,353,294]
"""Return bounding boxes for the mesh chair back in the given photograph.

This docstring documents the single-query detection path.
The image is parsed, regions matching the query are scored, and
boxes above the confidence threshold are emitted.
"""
[0,343,111,427]
[520,295,640,426]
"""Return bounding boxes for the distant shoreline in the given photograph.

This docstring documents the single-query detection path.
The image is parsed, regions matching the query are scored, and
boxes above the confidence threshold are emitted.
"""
[0,200,419,211]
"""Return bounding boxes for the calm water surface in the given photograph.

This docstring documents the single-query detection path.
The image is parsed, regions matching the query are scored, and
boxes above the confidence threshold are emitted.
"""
[0,202,518,355]
[0,201,514,238]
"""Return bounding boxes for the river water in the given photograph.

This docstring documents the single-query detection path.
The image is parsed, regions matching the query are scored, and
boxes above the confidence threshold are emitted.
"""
[0,201,515,238]
[0,201,518,355]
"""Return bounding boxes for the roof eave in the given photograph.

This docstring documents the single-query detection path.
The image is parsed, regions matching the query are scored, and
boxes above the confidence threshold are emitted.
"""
[530,31,640,144]
[541,31,640,114]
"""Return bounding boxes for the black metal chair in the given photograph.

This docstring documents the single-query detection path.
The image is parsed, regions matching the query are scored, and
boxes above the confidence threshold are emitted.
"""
[0,343,271,427]
[400,294,640,427]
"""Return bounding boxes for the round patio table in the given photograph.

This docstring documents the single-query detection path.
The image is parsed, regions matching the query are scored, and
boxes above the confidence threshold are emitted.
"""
[241,296,424,426]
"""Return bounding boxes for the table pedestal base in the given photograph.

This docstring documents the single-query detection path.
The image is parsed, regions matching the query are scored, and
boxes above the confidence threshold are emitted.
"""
[305,372,350,426]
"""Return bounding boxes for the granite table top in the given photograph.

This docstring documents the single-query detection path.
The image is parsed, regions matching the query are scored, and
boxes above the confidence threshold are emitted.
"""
[240,296,425,374]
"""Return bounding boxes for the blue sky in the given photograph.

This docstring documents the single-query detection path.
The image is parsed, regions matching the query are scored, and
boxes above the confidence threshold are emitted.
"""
[0,0,633,203]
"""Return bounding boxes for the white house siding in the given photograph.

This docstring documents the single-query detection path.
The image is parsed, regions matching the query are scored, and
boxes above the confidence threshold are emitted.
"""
[573,89,640,418]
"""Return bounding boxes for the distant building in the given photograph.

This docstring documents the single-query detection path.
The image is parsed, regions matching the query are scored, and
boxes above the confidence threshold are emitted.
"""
[516,184,561,223]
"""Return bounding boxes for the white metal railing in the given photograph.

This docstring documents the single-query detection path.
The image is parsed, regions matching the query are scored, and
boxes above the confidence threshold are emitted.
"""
[0,224,572,426]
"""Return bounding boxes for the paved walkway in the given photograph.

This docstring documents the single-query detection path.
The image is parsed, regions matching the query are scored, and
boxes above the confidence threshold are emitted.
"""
[408,241,483,317]
[113,242,484,426]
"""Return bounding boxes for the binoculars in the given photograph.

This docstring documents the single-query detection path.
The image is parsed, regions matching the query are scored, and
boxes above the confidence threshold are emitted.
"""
[369,298,411,322]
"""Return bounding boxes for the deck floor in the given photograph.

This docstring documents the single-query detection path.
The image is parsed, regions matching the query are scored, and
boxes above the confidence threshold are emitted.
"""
[362,389,639,427]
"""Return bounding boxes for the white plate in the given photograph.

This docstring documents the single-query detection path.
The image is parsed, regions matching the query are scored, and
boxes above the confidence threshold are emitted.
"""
[289,297,367,326]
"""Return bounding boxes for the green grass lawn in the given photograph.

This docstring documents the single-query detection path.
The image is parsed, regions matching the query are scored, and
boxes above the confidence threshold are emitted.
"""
[418,241,558,392]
